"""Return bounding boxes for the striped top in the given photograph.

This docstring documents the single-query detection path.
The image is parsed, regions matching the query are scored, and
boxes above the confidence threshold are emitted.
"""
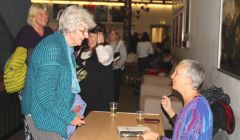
[21,32,76,138]
[162,96,213,140]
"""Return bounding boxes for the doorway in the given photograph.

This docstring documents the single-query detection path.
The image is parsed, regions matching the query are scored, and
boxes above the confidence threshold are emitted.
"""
[151,25,170,43]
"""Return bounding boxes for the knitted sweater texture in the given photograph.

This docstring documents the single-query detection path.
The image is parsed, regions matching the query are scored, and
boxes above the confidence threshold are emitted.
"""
[21,32,76,138]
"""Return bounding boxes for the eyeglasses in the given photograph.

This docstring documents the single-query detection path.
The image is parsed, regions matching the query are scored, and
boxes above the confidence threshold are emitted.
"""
[79,29,89,35]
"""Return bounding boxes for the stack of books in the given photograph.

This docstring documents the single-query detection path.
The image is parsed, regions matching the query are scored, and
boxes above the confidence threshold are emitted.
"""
[117,126,150,137]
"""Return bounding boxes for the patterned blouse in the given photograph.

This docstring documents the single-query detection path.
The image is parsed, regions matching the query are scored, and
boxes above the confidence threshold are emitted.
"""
[162,96,213,140]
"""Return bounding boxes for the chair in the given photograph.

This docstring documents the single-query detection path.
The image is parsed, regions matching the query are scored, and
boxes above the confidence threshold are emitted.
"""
[213,130,229,140]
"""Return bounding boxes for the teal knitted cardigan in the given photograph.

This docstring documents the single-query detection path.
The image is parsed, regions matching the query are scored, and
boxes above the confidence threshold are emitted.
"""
[21,32,76,138]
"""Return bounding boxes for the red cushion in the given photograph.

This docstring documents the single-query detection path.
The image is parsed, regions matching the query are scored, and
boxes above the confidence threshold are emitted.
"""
[145,69,159,75]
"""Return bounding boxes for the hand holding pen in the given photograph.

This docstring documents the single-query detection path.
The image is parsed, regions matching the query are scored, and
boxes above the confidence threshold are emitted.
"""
[161,95,176,118]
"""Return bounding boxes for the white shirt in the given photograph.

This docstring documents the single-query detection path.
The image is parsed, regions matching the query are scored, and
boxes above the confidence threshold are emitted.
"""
[137,41,154,58]
[110,40,127,70]
[81,44,114,66]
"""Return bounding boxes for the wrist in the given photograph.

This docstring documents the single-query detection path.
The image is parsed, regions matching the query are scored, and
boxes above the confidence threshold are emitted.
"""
[169,112,176,118]
[167,110,175,118]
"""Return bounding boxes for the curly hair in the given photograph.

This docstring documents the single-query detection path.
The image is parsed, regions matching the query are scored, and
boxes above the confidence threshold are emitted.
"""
[58,5,96,33]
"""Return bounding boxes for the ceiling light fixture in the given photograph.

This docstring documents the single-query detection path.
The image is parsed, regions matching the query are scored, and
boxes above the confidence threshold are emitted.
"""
[31,0,172,8]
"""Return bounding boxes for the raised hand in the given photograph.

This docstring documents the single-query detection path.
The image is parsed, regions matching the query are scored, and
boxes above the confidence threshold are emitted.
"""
[161,95,175,118]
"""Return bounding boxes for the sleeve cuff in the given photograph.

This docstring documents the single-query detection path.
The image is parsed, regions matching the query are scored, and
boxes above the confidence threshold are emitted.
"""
[66,112,76,125]
[170,114,177,124]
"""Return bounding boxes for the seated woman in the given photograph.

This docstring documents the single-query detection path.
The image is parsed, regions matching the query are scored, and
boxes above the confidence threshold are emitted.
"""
[141,59,213,140]
[76,23,114,116]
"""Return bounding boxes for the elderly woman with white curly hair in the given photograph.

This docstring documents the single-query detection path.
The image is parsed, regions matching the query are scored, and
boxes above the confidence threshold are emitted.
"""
[21,5,96,140]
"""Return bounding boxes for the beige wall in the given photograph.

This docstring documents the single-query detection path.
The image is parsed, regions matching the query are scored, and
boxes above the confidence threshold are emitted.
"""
[133,6,172,35]
[47,4,172,40]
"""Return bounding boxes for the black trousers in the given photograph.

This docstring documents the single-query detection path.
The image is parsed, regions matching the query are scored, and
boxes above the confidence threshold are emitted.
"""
[138,56,150,76]
[113,69,123,102]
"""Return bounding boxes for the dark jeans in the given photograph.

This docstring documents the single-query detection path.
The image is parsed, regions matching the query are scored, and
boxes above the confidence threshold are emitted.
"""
[138,56,150,76]
[113,69,123,102]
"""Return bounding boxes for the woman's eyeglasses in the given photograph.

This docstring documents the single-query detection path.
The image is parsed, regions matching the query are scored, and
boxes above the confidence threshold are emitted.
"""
[79,29,88,35]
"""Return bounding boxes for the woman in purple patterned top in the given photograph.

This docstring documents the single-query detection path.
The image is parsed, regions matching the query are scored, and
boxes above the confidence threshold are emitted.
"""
[141,59,213,140]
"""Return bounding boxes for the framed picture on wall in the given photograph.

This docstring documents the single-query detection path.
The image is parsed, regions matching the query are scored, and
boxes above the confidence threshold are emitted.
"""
[172,9,184,48]
[183,0,191,47]
[109,6,124,23]
[218,0,240,79]
[172,0,191,48]
[95,6,108,22]
[184,0,191,34]
[178,12,183,47]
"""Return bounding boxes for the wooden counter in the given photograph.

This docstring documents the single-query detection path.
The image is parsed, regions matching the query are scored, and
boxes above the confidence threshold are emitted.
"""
[70,111,164,140]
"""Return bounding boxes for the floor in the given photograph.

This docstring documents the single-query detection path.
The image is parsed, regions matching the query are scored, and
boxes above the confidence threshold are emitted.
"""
[7,71,140,140]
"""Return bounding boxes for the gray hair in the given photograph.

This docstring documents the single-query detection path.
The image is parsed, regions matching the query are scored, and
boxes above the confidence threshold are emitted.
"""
[27,3,48,26]
[179,59,205,90]
[58,5,96,33]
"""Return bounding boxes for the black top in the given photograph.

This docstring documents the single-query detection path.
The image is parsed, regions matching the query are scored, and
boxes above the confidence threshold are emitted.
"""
[13,25,53,62]
[14,25,53,50]
[76,51,114,116]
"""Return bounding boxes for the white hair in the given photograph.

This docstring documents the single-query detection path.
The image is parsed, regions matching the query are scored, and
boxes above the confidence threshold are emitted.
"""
[58,5,96,33]
[179,59,205,90]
